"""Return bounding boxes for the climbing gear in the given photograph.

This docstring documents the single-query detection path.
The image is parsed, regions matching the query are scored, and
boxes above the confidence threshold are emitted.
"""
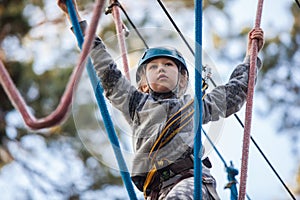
[136,47,188,83]
[66,0,138,199]
[4,1,299,198]
[149,99,194,156]
[0,0,103,130]
[238,1,264,199]
[105,0,130,80]
[224,161,239,200]
[132,80,207,193]
[202,128,249,200]
[141,77,209,196]
[141,80,209,198]
[155,2,295,198]
[142,99,194,198]
[142,155,195,198]
[194,0,204,198]
[154,5,294,199]
[69,1,293,198]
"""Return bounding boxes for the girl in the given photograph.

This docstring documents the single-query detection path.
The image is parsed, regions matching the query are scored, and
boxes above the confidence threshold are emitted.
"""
[57,1,264,199]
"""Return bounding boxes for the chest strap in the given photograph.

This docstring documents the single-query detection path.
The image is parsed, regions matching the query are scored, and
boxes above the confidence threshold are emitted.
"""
[143,79,209,198]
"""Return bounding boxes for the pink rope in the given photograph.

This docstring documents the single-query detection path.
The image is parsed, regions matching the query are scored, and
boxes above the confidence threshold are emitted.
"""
[238,0,264,199]
[110,0,130,81]
[0,0,106,130]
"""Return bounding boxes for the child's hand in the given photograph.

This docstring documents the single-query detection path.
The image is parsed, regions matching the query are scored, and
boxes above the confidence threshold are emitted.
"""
[57,0,69,14]
[57,0,82,22]
[246,28,264,56]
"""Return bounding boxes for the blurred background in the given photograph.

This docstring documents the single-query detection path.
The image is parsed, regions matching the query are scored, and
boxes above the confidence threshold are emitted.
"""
[0,0,300,199]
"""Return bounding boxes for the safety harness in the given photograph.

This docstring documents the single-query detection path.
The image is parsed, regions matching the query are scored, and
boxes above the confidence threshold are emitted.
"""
[142,79,209,199]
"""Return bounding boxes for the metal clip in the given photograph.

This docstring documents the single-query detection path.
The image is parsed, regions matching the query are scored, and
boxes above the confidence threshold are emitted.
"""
[203,64,212,81]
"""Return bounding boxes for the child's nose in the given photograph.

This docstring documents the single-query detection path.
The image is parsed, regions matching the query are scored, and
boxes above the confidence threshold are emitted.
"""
[158,64,165,72]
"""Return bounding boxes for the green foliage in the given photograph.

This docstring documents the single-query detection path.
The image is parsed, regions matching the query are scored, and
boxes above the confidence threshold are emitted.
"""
[0,1,30,41]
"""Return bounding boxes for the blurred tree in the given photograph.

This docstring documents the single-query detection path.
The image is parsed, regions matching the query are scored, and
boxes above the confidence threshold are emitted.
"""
[0,0,122,199]
[256,3,300,195]
[257,3,300,156]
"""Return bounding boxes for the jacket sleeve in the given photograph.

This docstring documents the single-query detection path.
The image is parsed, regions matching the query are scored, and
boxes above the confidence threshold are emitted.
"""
[70,20,144,123]
[90,41,144,124]
[202,56,262,124]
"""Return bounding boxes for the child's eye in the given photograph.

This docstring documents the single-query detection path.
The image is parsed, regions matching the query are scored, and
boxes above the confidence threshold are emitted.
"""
[165,62,174,67]
[148,64,158,70]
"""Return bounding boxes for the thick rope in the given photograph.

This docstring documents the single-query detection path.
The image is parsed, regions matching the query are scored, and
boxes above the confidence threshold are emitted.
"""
[0,6,97,130]
[108,0,130,80]
[238,1,264,199]
[152,1,295,199]
[203,127,253,200]
[66,0,137,199]
[194,0,203,199]
[235,116,296,199]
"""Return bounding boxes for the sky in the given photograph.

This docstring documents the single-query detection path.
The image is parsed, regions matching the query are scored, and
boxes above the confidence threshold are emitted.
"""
[203,0,298,199]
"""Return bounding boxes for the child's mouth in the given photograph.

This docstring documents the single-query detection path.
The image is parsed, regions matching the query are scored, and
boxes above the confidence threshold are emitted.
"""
[158,74,168,80]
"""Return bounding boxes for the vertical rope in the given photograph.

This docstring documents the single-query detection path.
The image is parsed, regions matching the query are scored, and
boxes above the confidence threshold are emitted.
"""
[194,0,203,199]
[238,0,264,199]
[110,0,130,80]
[66,0,137,199]
[155,2,295,198]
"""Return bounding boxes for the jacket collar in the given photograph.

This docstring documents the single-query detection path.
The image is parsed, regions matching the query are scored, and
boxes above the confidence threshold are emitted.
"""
[150,90,177,100]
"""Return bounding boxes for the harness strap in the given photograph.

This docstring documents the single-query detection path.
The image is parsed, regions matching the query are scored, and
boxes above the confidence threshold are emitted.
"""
[149,99,194,155]
[143,155,194,198]
[150,79,207,155]
[143,79,209,198]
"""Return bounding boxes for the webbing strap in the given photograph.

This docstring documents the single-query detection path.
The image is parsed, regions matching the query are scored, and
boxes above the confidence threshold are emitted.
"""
[66,0,137,199]
[150,78,208,158]
[144,78,208,197]
[144,91,205,198]
[149,99,194,155]
[150,107,194,164]
[143,165,157,198]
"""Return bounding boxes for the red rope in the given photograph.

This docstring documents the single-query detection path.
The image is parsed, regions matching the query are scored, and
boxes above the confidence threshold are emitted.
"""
[238,0,264,199]
[0,0,106,130]
[110,0,130,81]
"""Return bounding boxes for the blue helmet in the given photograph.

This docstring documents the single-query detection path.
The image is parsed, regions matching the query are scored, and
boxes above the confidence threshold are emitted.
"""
[136,47,188,83]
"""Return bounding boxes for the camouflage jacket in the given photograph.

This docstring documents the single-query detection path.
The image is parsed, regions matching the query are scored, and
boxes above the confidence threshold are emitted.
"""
[90,39,262,190]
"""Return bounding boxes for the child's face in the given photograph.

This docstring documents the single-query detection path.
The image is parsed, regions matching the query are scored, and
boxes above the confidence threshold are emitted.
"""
[145,57,179,93]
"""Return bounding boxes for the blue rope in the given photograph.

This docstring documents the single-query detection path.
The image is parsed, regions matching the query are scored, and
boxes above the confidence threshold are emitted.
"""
[194,0,203,199]
[66,1,138,199]
[67,0,84,49]
[202,129,227,168]
[202,128,241,200]
[226,161,239,200]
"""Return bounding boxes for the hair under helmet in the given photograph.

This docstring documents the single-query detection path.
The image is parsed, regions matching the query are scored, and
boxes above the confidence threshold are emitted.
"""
[136,47,188,83]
